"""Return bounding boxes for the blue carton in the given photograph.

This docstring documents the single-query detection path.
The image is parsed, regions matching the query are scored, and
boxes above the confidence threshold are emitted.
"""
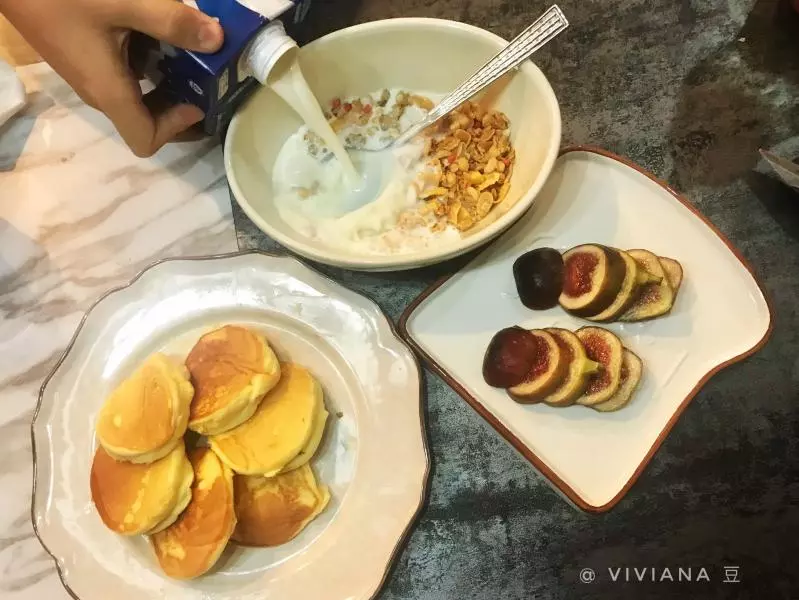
[136,0,311,137]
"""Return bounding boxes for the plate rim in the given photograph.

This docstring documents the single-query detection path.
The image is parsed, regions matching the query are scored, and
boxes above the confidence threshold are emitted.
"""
[397,144,774,513]
[30,249,430,600]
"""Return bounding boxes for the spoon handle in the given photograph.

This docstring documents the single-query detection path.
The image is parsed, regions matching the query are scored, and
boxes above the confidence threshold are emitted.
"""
[392,5,568,147]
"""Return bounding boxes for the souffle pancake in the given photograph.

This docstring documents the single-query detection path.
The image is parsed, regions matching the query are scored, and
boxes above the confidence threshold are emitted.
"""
[185,325,281,436]
[96,353,194,464]
[151,447,237,580]
[209,362,322,476]
[232,464,330,547]
[90,442,193,536]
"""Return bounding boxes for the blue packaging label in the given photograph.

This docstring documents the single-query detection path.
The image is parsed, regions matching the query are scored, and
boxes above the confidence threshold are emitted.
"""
[136,0,311,136]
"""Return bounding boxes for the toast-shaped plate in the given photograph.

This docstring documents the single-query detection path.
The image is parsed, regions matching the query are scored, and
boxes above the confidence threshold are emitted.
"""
[400,146,772,512]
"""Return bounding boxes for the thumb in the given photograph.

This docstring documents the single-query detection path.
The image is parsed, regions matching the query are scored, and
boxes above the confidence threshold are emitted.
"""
[114,0,224,53]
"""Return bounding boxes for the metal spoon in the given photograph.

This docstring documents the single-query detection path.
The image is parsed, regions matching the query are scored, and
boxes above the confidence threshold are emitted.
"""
[760,149,799,191]
[383,5,569,150]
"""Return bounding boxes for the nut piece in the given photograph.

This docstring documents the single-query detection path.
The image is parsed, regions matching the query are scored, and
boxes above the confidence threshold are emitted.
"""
[413,100,515,232]
[343,91,517,237]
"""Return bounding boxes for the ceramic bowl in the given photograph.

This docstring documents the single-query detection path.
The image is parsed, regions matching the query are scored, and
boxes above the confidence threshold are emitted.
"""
[224,17,561,271]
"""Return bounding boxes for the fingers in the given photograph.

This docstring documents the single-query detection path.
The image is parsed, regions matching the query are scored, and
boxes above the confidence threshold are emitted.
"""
[107,93,204,157]
[152,103,207,147]
[143,84,206,144]
[82,4,216,157]
[93,51,204,157]
[127,32,154,79]
[112,0,224,53]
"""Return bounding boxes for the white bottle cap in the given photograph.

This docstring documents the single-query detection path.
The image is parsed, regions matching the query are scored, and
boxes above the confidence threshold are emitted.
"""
[244,20,298,85]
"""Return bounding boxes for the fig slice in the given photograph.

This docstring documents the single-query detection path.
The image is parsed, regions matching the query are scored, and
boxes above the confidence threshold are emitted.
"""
[659,256,684,295]
[585,250,661,322]
[508,329,569,403]
[619,250,675,321]
[592,349,643,412]
[540,328,601,407]
[558,244,627,318]
[513,248,565,310]
[574,326,624,406]
[482,327,542,388]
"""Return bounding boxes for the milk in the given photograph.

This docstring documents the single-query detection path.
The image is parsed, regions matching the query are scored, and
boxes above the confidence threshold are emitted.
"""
[271,89,455,255]
[266,55,358,183]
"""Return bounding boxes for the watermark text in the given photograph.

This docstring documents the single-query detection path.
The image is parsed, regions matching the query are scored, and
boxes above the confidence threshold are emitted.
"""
[578,566,741,584]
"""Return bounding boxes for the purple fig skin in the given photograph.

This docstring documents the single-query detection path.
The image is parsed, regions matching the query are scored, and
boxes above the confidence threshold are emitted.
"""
[482,327,540,388]
[513,248,565,310]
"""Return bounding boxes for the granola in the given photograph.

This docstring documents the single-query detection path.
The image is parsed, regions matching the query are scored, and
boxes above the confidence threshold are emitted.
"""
[322,89,434,151]
[291,89,515,246]
[415,100,515,232]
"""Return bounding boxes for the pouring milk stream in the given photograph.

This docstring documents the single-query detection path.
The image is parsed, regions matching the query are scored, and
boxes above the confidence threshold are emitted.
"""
[134,0,436,243]
[238,12,446,246]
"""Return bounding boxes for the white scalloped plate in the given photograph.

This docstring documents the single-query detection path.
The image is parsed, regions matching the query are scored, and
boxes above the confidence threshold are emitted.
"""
[400,147,772,512]
[32,251,427,600]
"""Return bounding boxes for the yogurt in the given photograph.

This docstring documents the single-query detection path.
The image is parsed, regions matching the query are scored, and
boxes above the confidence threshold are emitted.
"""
[270,88,461,255]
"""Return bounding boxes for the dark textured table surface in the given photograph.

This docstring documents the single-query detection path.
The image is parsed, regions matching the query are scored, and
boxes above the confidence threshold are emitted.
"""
[235,0,799,598]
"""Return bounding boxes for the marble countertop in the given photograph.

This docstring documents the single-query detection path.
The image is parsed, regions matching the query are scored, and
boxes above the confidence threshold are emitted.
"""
[0,64,238,599]
[2,0,799,599]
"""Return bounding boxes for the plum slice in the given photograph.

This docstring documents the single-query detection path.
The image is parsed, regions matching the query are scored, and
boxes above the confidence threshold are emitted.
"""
[512,248,565,310]
[482,327,541,388]
[558,244,627,318]
[508,329,569,403]
[574,326,624,406]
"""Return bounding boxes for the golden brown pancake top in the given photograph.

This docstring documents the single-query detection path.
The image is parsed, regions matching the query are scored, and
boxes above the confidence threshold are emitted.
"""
[186,326,271,421]
[151,448,236,579]
[96,356,179,453]
[208,362,320,475]
[90,444,184,534]
[232,466,321,547]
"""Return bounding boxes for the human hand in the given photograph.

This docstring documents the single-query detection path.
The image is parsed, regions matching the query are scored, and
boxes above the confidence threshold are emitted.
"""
[0,0,224,157]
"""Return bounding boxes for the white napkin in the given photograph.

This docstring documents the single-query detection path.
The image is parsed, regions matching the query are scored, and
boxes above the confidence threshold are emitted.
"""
[0,58,26,127]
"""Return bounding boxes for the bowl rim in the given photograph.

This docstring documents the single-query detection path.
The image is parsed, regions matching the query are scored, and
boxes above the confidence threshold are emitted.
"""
[224,17,562,270]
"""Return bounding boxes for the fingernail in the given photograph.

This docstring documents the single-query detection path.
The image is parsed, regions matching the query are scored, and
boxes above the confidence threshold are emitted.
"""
[198,21,222,51]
